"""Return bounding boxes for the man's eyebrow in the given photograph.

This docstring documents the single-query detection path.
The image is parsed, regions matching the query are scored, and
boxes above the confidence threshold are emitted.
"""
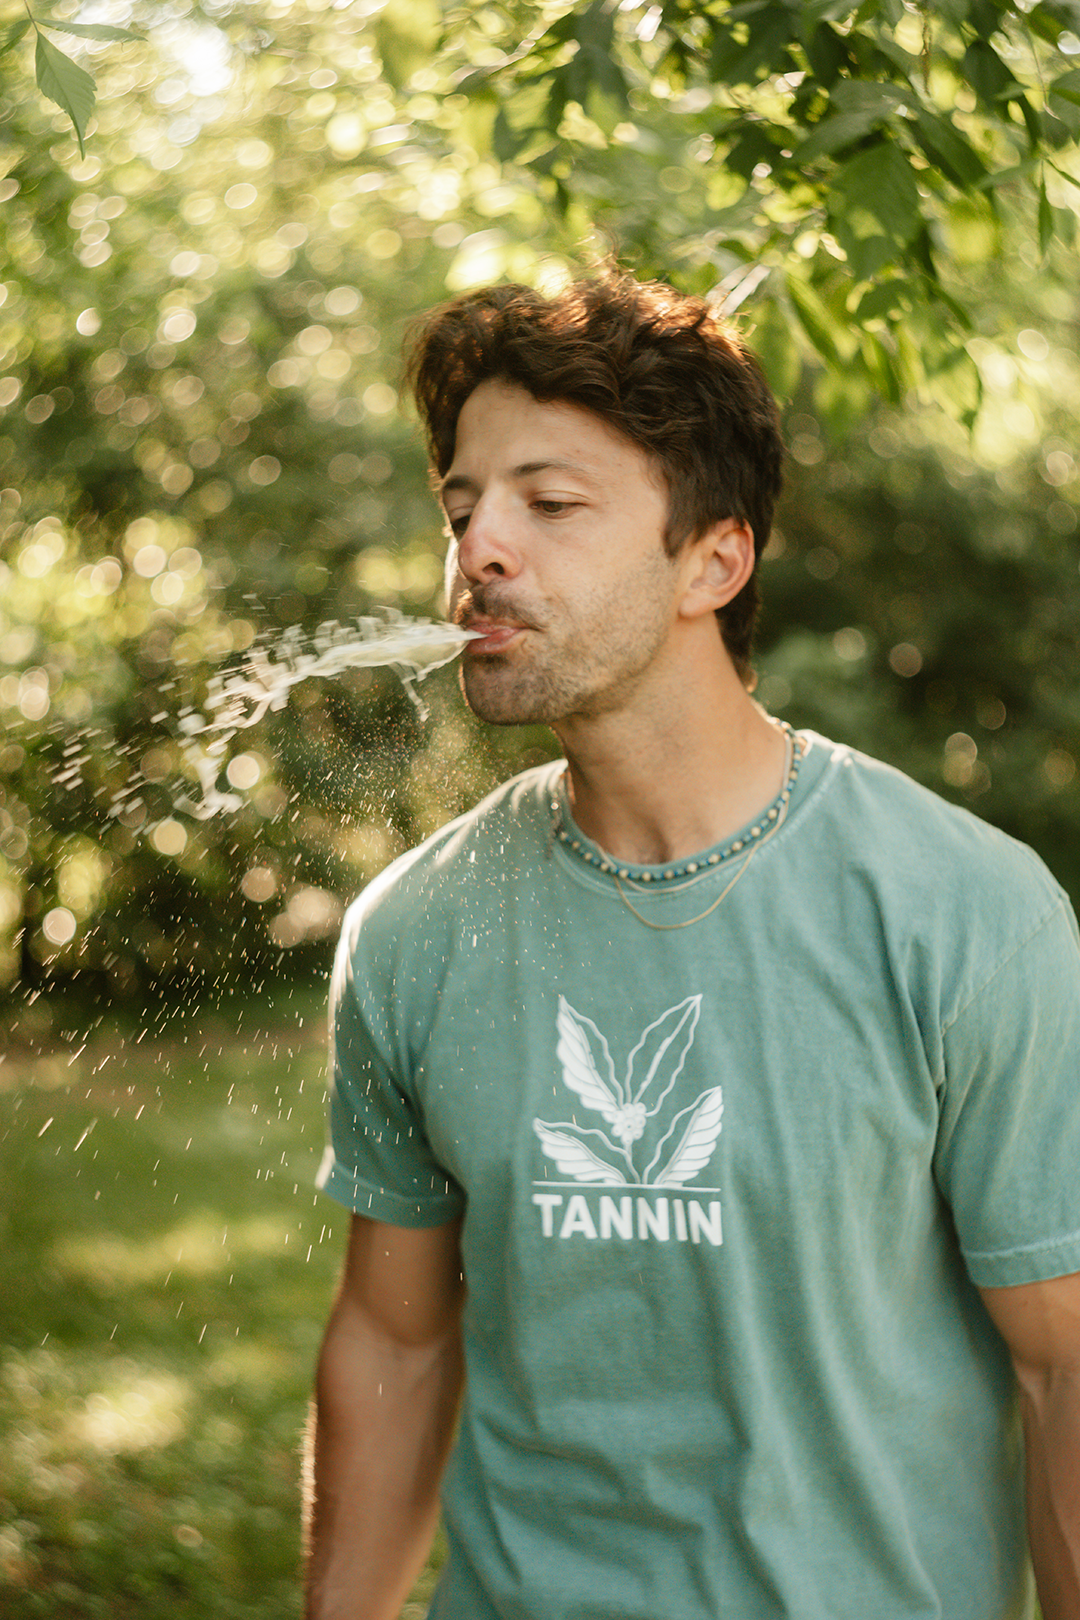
[440,459,596,498]
[512,459,594,479]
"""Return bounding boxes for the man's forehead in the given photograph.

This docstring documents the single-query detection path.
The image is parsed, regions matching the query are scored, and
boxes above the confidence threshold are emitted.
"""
[442,379,658,492]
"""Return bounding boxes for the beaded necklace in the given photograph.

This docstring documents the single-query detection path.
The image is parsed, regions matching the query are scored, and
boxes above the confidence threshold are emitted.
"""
[550,722,805,930]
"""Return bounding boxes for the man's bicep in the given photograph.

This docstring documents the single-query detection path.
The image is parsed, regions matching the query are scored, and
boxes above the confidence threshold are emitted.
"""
[979,1271,1080,1380]
[333,1210,465,1349]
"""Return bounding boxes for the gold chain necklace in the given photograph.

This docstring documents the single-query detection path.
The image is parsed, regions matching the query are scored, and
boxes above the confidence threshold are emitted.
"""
[611,729,797,931]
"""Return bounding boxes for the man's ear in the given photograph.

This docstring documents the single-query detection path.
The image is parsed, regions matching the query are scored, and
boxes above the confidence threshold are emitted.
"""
[678,517,756,620]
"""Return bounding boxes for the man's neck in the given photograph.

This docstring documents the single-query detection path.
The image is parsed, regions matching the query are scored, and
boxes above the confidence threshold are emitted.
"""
[553,674,789,869]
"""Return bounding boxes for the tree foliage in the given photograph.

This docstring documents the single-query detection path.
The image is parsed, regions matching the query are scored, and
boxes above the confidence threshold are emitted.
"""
[0,1,1078,1027]
[2,10,141,155]
[431,0,1080,423]
[0,1,540,1011]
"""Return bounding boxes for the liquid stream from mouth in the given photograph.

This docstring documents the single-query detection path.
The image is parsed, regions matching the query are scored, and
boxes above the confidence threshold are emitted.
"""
[54,613,480,830]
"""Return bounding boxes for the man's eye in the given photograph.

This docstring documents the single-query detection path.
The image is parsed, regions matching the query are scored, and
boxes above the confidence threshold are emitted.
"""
[534,500,575,516]
[447,514,472,537]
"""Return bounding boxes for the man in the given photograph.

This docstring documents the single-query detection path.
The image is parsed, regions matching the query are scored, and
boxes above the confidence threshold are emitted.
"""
[305,273,1080,1620]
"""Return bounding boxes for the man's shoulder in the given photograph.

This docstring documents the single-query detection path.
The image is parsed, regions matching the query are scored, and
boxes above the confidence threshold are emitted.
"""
[809,731,1067,924]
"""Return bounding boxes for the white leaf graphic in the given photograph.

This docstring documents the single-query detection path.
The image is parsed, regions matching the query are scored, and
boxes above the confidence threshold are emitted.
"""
[556,996,623,1119]
[627,994,702,1111]
[646,1087,724,1187]
[533,1120,627,1185]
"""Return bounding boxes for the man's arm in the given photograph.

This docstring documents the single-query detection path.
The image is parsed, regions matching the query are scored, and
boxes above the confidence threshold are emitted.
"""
[980,1271,1080,1620]
[304,1211,466,1620]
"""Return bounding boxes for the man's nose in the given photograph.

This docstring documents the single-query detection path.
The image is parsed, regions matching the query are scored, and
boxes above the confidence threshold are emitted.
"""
[453,496,522,583]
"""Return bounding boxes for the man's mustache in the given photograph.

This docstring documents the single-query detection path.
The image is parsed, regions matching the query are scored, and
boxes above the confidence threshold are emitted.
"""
[453,586,543,633]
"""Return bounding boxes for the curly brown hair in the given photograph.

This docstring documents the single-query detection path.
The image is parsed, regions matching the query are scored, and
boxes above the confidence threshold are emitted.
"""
[403,272,784,681]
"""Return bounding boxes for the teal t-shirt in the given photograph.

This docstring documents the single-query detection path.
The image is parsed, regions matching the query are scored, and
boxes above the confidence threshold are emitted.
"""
[317,733,1080,1620]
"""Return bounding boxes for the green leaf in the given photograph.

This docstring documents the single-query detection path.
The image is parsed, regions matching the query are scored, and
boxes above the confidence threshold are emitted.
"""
[908,223,940,284]
[855,279,913,324]
[801,21,847,88]
[828,139,922,280]
[853,0,905,29]
[452,63,497,94]
[792,110,874,163]
[707,13,796,87]
[566,41,629,114]
[1040,109,1079,148]
[1017,95,1042,151]
[31,18,141,42]
[725,125,784,180]
[830,80,911,118]
[962,40,1020,109]
[493,106,526,163]
[1048,67,1080,106]
[849,32,918,83]
[1026,1,1080,45]
[893,323,927,389]
[34,28,95,156]
[974,156,1040,193]
[930,348,982,427]
[912,109,989,190]
[572,0,616,55]
[724,0,784,21]
[795,82,909,164]
[0,18,30,56]
[860,331,903,405]
[785,271,856,367]
[929,0,973,27]
[839,140,922,240]
[1046,157,1080,191]
[544,64,570,134]
[969,0,1004,39]
[925,275,974,332]
[1039,173,1054,257]
[1054,203,1077,246]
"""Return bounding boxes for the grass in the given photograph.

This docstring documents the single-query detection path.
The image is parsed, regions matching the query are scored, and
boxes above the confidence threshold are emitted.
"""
[0,987,441,1619]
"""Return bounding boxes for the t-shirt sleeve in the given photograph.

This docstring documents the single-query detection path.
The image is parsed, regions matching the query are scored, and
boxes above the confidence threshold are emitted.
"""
[316,922,466,1229]
[934,895,1080,1287]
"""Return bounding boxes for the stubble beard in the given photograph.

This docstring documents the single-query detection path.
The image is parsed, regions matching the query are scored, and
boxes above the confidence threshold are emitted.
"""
[453,584,557,725]
[459,649,582,727]
[456,559,682,729]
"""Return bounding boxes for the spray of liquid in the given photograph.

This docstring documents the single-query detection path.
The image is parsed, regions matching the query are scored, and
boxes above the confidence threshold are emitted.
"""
[172,614,478,819]
[68,613,478,831]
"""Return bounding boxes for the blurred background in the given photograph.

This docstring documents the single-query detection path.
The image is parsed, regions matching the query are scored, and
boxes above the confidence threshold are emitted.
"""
[1,1,1076,1613]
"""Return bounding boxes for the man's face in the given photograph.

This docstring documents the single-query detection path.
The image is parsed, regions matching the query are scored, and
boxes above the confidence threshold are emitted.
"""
[441,379,689,729]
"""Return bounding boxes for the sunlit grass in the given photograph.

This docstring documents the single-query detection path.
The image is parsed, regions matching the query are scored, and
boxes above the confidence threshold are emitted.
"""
[0,988,441,1617]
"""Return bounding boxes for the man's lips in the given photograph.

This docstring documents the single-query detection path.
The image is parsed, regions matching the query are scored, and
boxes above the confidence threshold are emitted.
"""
[462,618,527,653]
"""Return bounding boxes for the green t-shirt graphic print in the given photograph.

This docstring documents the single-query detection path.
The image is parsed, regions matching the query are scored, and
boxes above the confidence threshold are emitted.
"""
[532,990,724,1248]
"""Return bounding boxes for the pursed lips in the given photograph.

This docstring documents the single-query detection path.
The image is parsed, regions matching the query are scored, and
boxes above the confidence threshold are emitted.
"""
[454,592,540,650]
[461,617,528,653]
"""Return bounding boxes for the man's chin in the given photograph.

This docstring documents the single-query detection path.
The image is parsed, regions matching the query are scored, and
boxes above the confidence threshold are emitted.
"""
[459,667,557,728]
